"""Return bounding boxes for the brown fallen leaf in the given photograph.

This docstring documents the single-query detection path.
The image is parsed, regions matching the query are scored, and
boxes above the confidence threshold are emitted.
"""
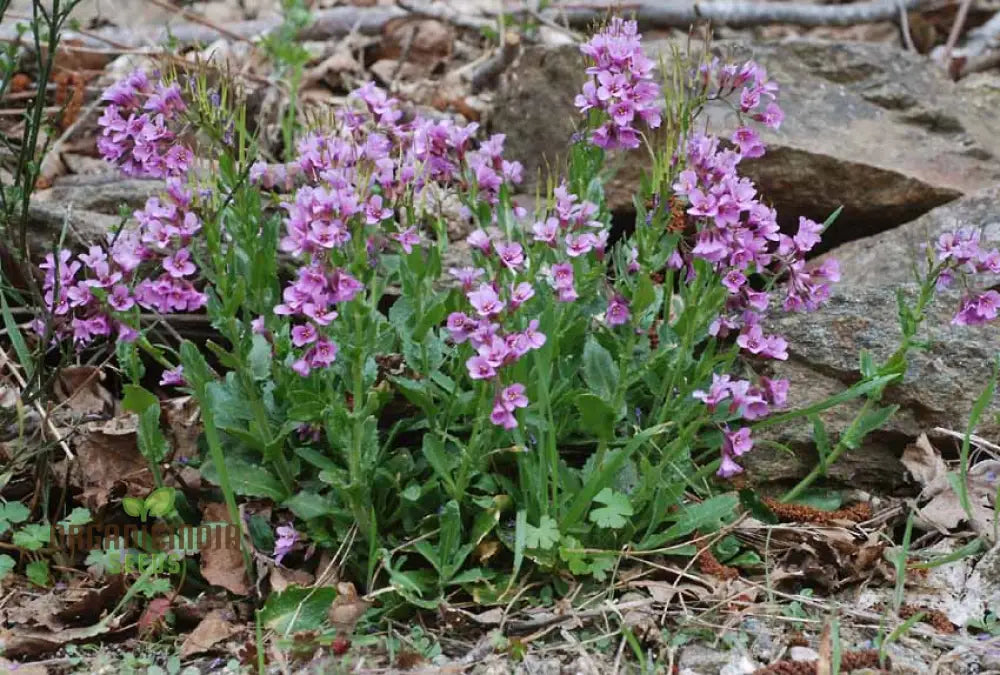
[270,567,315,593]
[180,609,242,657]
[902,434,997,539]
[71,414,153,510]
[199,503,249,595]
[161,395,200,463]
[53,366,113,420]
[327,582,369,636]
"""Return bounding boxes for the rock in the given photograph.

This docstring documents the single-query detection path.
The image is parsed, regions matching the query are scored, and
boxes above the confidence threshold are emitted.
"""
[678,643,758,675]
[819,185,1000,287]
[751,284,1000,490]
[492,40,1000,247]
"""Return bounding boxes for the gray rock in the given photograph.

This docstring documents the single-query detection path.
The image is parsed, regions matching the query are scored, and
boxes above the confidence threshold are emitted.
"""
[492,40,1000,246]
[752,284,1000,490]
[819,185,1000,287]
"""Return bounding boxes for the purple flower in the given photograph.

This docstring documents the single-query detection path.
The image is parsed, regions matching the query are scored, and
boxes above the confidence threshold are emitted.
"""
[575,19,661,150]
[291,323,318,347]
[606,295,631,326]
[495,241,525,270]
[468,284,505,317]
[693,373,732,411]
[953,291,1000,325]
[162,248,196,278]
[274,525,299,565]
[393,227,421,254]
[160,366,185,387]
[466,354,497,380]
[499,383,529,412]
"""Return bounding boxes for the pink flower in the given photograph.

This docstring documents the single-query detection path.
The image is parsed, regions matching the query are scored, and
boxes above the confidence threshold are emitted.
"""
[466,354,497,380]
[509,282,535,309]
[606,295,631,326]
[291,323,318,347]
[163,248,196,278]
[393,226,421,254]
[495,241,524,270]
[108,284,135,311]
[499,383,529,411]
[468,284,505,317]
[160,366,185,387]
[490,403,518,429]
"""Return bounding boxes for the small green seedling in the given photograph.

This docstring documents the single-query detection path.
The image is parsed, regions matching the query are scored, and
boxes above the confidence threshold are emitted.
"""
[123,487,176,522]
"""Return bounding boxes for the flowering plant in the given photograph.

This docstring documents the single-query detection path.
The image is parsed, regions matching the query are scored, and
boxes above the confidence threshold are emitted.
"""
[29,18,989,605]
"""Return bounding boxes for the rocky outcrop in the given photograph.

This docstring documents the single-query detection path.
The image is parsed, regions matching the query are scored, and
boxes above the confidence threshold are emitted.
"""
[753,284,1000,490]
[493,39,1000,248]
[820,185,1000,287]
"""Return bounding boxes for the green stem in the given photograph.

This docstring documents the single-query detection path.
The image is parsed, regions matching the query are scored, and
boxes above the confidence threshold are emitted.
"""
[201,402,254,580]
[455,385,490,498]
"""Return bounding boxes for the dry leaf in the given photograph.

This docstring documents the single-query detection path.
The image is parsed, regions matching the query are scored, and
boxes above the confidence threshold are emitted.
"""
[72,415,152,510]
[199,503,249,595]
[53,366,113,420]
[816,620,832,675]
[161,395,200,462]
[269,567,315,593]
[0,656,49,675]
[901,433,949,490]
[180,609,241,657]
[327,582,370,636]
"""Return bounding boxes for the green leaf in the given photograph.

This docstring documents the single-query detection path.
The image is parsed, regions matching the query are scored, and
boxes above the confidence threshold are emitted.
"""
[0,554,15,582]
[201,458,289,500]
[137,404,169,463]
[582,336,618,400]
[260,585,338,634]
[248,334,272,381]
[788,489,843,512]
[13,523,51,551]
[524,515,560,550]
[122,497,146,519]
[283,492,335,520]
[1,287,33,380]
[122,385,159,414]
[421,435,457,493]
[26,560,49,587]
[0,501,30,525]
[632,274,656,316]
[588,488,634,529]
[59,507,92,528]
[661,494,738,542]
[145,487,176,518]
[811,415,830,463]
[842,405,898,449]
[438,501,462,572]
[575,393,617,440]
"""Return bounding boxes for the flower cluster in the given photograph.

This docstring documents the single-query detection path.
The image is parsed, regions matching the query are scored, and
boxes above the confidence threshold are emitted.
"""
[665,61,843,477]
[575,18,662,150]
[97,70,192,178]
[932,229,1000,325]
[272,82,528,377]
[39,79,207,354]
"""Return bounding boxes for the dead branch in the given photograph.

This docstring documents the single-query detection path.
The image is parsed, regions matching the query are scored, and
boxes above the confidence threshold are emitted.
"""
[548,0,935,28]
[1,0,939,51]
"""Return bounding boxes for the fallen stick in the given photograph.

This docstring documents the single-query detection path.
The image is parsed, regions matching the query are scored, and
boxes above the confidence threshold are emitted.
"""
[549,0,936,28]
[1,0,938,51]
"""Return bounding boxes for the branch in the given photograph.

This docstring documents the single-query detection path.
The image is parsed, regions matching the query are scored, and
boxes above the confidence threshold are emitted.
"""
[548,0,935,27]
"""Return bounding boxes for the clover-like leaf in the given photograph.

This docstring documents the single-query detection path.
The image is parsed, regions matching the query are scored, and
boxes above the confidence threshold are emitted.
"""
[588,488,633,529]
[523,515,560,550]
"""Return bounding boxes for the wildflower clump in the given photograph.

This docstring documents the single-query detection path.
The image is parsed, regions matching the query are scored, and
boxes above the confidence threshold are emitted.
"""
[35,16,944,600]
